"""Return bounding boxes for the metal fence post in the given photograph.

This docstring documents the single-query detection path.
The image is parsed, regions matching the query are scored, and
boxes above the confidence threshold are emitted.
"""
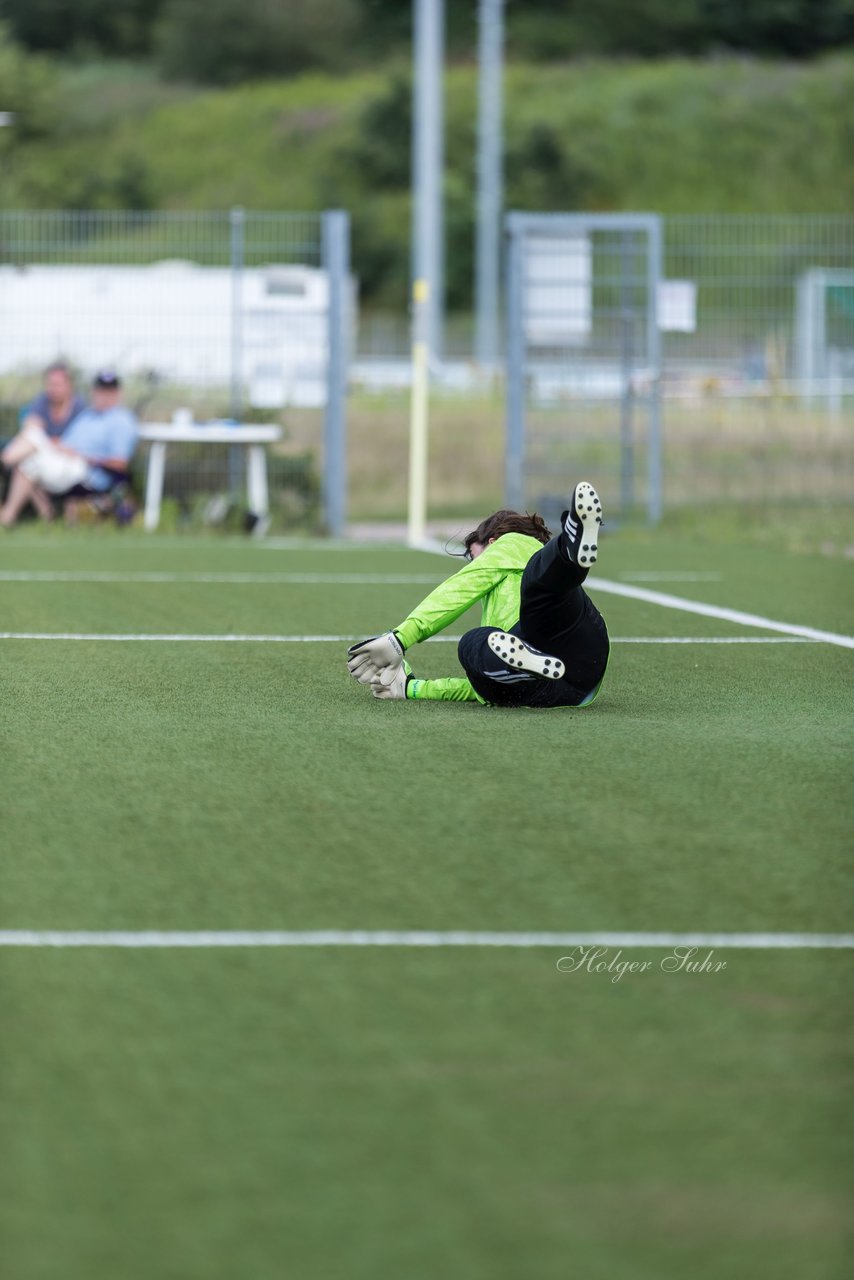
[322,209,350,538]
[504,213,525,510]
[229,206,245,499]
[646,214,663,524]
[412,0,445,363]
[619,228,635,513]
[475,0,504,370]
[229,207,244,419]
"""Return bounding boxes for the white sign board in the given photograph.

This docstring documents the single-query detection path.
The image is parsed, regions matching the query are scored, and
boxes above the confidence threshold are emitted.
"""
[524,235,592,345]
[658,280,697,333]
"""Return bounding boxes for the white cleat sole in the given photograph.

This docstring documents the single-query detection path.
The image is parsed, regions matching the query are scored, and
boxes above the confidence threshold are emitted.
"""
[487,631,565,680]
[571,481,603,567]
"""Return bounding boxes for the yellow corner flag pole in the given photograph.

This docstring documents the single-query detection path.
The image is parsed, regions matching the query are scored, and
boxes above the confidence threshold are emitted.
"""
[407,278,430,548]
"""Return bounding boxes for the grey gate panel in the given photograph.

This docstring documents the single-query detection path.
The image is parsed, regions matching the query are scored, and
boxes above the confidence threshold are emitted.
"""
[506,212,662,525]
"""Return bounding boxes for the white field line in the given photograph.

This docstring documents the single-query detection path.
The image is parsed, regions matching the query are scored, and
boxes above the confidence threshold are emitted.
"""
[619,571,722,582]
[0,570,724,585]
[0,930,852,949]
[0,633,820,644]
[588,578,854,650]
[0,571,442,584]
[413,540,854,650]
[4,561,852,647]
[261,539,409,551]
[3,536,405,553]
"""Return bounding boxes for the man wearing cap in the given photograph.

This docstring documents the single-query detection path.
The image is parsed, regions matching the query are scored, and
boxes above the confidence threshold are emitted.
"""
[0,369,138,527]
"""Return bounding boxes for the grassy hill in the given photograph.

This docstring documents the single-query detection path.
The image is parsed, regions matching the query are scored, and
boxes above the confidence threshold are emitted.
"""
[3,53,853,307]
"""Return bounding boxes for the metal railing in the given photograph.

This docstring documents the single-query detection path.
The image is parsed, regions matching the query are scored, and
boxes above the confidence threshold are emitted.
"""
[505,212,854,519]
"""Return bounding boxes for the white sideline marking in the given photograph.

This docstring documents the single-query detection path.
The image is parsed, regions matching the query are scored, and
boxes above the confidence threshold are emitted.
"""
[0,571,442,585]
[261,539,407,551]
[1,930,851,949]
[589,578,854,650]
[0,633,820,644]
[606,636,812,645]
[0,633,359,643]
[620,571,722,583]
[414,542,854,650]
[0,536,388,554]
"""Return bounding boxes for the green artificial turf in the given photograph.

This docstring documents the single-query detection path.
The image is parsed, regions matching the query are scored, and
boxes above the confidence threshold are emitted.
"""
[1,528,852,1279]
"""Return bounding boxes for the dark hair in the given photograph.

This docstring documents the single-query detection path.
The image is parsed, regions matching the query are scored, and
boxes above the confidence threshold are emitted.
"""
[44,360,73,380]
[461,509,551,560]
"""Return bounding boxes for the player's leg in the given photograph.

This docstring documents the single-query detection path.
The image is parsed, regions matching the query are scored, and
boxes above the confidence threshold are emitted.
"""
[0,421,54,471]
[456,626,557,705]
[0,467,54,526]
[517,478,604,637]
[457,624,604,708]
[518,481,603,648]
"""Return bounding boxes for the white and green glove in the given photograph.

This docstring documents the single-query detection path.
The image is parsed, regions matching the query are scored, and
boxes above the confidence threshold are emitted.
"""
[346,631,405,685]
[370,666,412,700]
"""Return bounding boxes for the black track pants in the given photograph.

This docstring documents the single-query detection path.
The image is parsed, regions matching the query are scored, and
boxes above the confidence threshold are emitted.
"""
[457,534,610,707]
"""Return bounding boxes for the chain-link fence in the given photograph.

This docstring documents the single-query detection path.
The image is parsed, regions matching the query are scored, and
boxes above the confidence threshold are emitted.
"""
[505,213,854,521]
[0,209,350,533]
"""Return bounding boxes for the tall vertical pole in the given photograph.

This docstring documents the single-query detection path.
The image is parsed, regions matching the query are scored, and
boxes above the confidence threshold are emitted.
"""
[475,0,504,370]
[412,0,444,362]
[505,214,525,510]
[619,229,635,514]
[229,206,245,497]
[323,210,350,539]
[407,279,430,547]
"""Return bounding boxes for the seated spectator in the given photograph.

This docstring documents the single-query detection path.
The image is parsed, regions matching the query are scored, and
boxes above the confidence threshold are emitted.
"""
[20,360,86,439]
[0,369,138,528]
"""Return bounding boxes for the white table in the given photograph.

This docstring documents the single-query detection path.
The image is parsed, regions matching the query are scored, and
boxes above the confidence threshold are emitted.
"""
[138,422,282,532]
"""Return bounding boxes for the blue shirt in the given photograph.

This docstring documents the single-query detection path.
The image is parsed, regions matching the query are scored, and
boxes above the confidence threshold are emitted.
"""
[22,391,87,438]
[62,406,139,492]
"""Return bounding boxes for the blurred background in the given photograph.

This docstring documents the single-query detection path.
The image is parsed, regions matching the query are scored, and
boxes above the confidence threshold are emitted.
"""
[0,0,852,541]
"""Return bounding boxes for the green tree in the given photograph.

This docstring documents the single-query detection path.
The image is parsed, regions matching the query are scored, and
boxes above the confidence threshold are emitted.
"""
[505,0,854,59]
[156,0,361,85]
[345,72,411,189]
[0,0,166,56]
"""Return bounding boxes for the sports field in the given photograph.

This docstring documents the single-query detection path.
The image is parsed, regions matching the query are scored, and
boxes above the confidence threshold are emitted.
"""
[2,525,852,1280]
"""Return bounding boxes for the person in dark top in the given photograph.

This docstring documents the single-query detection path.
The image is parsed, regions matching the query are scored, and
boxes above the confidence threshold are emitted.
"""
[20,360,86,439]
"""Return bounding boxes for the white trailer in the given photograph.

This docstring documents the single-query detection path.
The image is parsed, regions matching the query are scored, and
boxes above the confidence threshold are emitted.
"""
[0,260,351,407]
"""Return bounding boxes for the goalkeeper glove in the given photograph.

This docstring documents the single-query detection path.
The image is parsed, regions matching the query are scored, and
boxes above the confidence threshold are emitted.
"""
[346,631,405,685]
[370,667,412,700]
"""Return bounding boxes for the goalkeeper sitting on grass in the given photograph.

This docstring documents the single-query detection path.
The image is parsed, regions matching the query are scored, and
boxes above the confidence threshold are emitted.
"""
[347,481,609,709]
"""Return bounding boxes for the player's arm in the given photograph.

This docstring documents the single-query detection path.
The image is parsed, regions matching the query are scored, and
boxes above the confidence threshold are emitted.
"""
[53,443,127,477]
[348,555,502,684]
[394,555,503,647]
[84,453,130,472]
[97,416,137,471]
[370,669,484,703]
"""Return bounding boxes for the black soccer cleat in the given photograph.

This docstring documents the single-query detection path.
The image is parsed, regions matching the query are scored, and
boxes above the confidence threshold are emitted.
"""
[486,631,565,680]
[561,480,603,567]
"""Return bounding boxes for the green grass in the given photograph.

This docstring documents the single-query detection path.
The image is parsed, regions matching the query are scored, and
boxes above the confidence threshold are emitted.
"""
[1,527,853,1279]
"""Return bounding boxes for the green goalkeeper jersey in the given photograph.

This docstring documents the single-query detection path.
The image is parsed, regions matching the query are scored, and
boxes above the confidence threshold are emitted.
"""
[394,532,544,702]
